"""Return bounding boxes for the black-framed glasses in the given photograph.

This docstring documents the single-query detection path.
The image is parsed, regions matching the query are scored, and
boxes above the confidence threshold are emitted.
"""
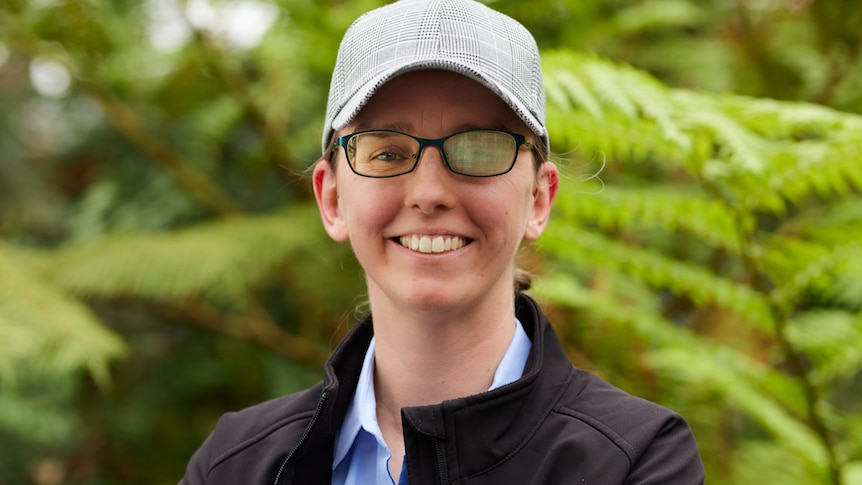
[332,129,532,178]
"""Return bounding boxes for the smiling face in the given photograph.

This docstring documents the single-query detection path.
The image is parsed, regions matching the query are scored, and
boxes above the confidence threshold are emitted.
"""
[314,70,558,319]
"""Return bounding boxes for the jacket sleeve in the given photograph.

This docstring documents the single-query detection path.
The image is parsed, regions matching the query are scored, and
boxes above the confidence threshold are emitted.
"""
[625,411,705,485]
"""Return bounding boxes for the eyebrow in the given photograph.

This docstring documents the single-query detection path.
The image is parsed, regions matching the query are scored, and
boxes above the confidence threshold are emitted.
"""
[353,121,413,133]
[352,121,513,135]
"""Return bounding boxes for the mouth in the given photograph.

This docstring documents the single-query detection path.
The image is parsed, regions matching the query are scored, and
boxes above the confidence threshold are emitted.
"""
[396,234,470,254]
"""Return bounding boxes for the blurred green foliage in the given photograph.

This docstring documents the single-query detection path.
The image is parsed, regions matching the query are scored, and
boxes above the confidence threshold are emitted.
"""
[1,0,861,484]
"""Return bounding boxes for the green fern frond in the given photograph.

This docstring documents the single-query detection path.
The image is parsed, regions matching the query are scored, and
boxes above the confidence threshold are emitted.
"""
[786,310,862,385]
[830,273,862,311]
[540,48,861,484]
[729,440,821,485]
[677,93,773,175]
[544,69,604,119]
[543,50,862,218]
[533,273,692,346]
[602,64,693,153]
[804,224,862,308]
[547,110,690,171]
[536,273,809,418]
[670,93,862,214]
[742,143,862,213]
[554,185,745,254]
[0,245,125,385]
[648,347,830,475]
[720,94,859,142]
[844,462,862,485]
[580,60,640,120]
[611,0,708,34]
[544,50,692,158]
[763,234,861,309]
[541,224,773,329]
[36,205,322,302]
[0,372,79,443]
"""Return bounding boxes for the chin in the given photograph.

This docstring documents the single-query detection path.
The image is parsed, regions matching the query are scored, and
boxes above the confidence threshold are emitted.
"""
[393,284,473,317]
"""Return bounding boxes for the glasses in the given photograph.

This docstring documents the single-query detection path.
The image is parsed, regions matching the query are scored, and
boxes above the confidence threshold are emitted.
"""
[332,129,532,178]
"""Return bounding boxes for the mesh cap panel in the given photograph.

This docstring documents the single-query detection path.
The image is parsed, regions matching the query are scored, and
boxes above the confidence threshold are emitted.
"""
[322,0,547,153]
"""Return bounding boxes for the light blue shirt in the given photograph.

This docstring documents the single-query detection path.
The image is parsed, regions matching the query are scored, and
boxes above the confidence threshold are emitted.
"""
[331,319,532,485]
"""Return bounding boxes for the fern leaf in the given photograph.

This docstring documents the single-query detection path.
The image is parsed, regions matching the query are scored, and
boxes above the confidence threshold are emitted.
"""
[676,92,771,174]
[547,110,689,170]
[36,205,322,302]
[543,50,862,219]
[0,372,78,443]
[0,245,125,385]
[845,462,862,485]
[544,50,691,155]
[534,273,806,416]
[737,140,862,213]
[536,273,808,417]
[649,347,830,474]
[729,440,822,485]
[721,94,857,141]
[581,60,640,120]
[764,234,862,309]
[544,67,604,119]
[554,185,745,254]
[612,0,708,34]
[534,273,692,346]
[541,224,773,329]
[786,310,862,385]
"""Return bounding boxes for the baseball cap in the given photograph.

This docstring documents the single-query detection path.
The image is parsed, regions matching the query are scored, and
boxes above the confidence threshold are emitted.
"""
[321,0,548,153]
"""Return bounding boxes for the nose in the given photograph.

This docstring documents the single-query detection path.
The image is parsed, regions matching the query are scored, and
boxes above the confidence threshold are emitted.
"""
[404,145,456,215]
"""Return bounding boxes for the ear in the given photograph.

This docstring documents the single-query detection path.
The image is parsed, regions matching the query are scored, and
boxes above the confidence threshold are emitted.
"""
[313,159,349,242]
[524,162,559,241]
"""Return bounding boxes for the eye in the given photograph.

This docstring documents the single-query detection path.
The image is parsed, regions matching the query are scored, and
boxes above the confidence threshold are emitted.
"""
[370,145,414,163]
[374,150,398,162]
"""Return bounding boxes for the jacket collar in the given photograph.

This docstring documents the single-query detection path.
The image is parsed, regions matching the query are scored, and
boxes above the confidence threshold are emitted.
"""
[399,294,574,479]
[312,293,574,481]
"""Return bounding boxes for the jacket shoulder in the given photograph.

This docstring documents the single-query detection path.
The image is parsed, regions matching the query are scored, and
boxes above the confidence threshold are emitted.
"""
[181,382,324,484]
[555,369,704,482]
[216,383,323,456]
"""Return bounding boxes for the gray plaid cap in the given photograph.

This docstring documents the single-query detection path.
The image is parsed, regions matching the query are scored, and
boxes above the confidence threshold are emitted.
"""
[321,0,548,153]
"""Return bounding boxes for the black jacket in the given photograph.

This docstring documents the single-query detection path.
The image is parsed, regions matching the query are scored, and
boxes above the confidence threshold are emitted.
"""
[181,294,705,484]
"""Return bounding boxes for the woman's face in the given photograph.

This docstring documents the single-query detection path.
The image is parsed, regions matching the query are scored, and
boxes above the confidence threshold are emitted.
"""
[314,70,558,316]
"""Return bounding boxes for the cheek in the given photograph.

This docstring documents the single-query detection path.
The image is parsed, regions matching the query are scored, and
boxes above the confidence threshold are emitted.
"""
[469,182,534,234]
[339,180,401,235]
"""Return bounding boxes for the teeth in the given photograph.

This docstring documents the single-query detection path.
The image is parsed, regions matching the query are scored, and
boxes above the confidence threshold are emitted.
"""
[399,235,467,254]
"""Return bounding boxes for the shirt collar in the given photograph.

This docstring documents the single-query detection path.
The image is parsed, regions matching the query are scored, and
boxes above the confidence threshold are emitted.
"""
[488,317,531,391]
[333,337,380,468]
[332,318,532,469]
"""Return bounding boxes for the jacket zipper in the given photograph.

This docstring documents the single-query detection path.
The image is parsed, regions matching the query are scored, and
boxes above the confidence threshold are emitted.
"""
[273,390,329,485]
[435,437,450,485]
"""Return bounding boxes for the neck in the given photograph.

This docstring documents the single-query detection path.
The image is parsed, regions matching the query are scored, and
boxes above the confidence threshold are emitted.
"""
[375,312,515,405]
[369,287,517,421]
[365,283,520,475]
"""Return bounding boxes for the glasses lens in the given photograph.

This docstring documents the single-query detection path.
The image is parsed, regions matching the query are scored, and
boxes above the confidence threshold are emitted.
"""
[347,132,419,177]
[444,131,517,176]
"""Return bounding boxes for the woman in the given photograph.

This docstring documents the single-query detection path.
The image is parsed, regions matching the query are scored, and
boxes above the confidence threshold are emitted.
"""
[181,1,705,484]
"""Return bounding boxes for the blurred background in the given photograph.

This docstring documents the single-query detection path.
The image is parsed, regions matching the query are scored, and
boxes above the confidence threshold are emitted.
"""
[1,0,861,483]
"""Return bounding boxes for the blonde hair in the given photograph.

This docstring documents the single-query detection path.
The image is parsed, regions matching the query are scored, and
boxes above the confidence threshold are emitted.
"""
[514,267,533,293]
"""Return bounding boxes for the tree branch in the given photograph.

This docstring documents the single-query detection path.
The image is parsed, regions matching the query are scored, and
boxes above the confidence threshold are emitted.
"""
[157,300,331,369]
[0,14,240,217]
[188,27,311,198]
[731,207,842,485]
[76,81,241,217]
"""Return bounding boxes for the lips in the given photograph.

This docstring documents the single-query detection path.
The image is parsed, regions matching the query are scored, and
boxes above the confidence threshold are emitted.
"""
[397,234,469,254]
